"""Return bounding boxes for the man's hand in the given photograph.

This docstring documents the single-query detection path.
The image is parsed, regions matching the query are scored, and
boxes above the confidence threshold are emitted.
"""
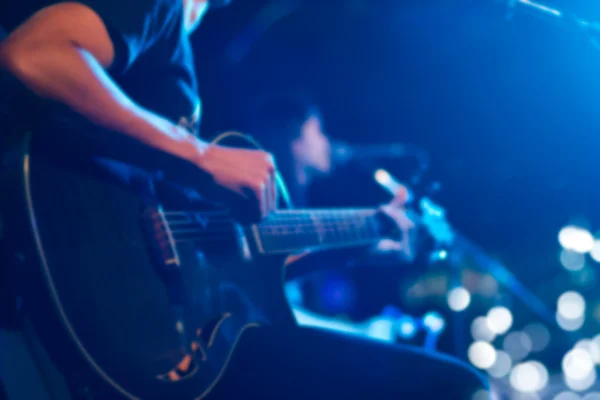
[376,188,417,262]
[0,4,276,223]
[193,143,278,222]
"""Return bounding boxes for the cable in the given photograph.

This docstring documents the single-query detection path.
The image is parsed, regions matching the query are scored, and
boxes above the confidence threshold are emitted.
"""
[210,131,295,209]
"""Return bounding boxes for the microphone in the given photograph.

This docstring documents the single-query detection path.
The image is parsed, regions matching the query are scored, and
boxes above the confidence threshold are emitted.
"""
[331,140,428,165]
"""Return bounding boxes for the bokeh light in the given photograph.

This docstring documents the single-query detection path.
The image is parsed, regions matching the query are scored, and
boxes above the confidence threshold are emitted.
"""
[367,318,394,341]
[560,249,586,271]
[564,369,597,392]
[558,291,586,320]
[374,169,392,186]
[575,339,600,364]
[472,389,500,400]
[590,240,600,263]
[423,312,445,333]
[559,226,594,254]
[478,274,499,297]
[554,392,582,400]
[510,361,549,393]
[563,348,596,392]
[487,306,513,335]
[396,316,418,339]
[397,316,417,339]
[284,281,303,305]
[503,331,533,362]
[557,313,585,332]
[468,341,497,370]
[471,316,497,342]
[592,335,600,363]
[524,323,551,352]
[447,286,471,312]
[487,350,512,378]
[472,390,489,400]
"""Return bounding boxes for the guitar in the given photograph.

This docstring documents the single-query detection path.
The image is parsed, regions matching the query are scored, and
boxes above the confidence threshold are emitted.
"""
[0,131,407,399]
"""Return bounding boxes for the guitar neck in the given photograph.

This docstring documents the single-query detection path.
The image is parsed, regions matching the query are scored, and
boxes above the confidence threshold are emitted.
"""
[251,208,384,255]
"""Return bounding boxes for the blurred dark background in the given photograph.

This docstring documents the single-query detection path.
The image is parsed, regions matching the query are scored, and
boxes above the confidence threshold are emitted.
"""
[195,0,600,267]
[190,0,600,395]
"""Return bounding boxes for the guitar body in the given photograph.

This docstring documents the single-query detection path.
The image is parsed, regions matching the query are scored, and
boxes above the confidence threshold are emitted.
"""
[0,133,295,399]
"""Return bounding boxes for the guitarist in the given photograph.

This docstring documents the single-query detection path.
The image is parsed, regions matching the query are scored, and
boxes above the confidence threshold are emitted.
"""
[0,1,489,399]
[250,92,422,293]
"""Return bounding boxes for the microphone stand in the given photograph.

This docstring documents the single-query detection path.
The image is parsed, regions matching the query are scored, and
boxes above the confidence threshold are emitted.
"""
[497,0,600,50]
[374,170,583,344]
[448,233,555,323]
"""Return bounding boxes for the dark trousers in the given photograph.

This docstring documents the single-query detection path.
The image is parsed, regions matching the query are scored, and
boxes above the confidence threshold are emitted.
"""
[1,324,489,399]
[209,326,489,399]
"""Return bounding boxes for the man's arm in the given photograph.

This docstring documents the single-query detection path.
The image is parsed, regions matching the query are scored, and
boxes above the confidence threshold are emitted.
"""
[0,3,201,165]
[0,2,278,220]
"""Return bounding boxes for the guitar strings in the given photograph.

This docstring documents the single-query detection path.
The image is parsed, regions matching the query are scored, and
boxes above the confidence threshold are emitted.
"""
[155,209,387,244]
[165,219,381,244]
[165,219,377,236]
[168,222,371,232]
[173,232,382,244]
[171,229,384,245]
[166,219,373,229]
[162,209,377,216]
[163,209,422,234]
[165,216,375,224]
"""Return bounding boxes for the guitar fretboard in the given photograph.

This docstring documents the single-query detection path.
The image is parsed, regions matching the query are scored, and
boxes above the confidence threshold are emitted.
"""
[252,209,383,255]
[164,208,387,255]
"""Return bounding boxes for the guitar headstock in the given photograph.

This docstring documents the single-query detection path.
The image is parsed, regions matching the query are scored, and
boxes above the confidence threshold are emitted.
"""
[418,197,455,246]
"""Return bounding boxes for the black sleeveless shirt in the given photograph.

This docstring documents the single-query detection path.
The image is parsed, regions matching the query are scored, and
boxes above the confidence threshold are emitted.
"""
[0,0,201,142]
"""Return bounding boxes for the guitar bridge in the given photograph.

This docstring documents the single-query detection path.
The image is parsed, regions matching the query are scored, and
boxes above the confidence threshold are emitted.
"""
[141,206,180,270]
